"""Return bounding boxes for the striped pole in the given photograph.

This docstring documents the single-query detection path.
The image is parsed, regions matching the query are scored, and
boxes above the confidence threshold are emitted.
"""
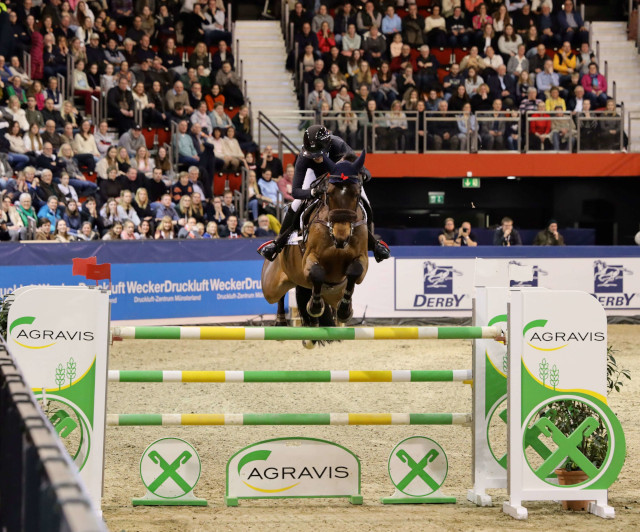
[111,326,502,341]
[107,413,472,426]
[107,369,473,383]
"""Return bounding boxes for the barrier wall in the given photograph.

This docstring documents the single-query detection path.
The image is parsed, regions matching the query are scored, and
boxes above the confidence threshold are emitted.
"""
[1,241,640,321]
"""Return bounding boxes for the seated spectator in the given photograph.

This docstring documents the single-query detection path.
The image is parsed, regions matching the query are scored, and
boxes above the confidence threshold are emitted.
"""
[578,99,599,150]
[425,5,447,47]
[57,173,78,204]
[581,62,608,108]
[255,214,276,237]
[239,221,254,238]
[4,95,30,131]
[464,67,484,97]
[118,219,139,240]
[4,121,32,169]
[488,64,516,108]
[534,220,565,245]
[74,119,100,166]
[553,41,577,82]
[471,83,493,112]
[37,194,62,230]
[153,147,175,183]
[442,64,463,102]
[107,77,135,134]
[76,220,99,241]
[94,120,114,157]
[506,44,529,76]
[545,86,566,111]
[396,65,417,99]
[403,4,425,48]
[215,61,243,108]
[576,42,596,75]
[457,102,479,152]
[438,217,458,246]
[459,46,486,75]
[529,101,552,150]
[498,24,522,61]
[174,120,199,166]
[484,46,504,76]
[600,99,624,151]
[493,216,522,245]
[203,220,220,238]
[556,0,588,46]
[222,127,245,170]
[352,84,372,111]
[386,100,409,152]
[448,84,471,111]
[259,145,284,180]
[493,5,512,35]
[177,216,200,238]
[390,43,416,74]
[567,84,587,112]
[447,6,471,48]
[480,98,506,150]
[258,168,280,209]
[428,100,460,150]
[102,221,123,240]
[341,23,362,58]
[171,172,195,203]
[154,215,175,239]
[337,102,359,149]
[210,102,233,130]
[134,146,154,178]
[34,218,54,240]
[456,220,479,246]
[519,86,542,113]
[231,105,258,153]
[54,219,75,242]
[317,21,336,55]
[415,45,439,93]
[222,214,241,238]
[73,59,100,112]
[537,4,560,48]
[362,24,385,69]
[550,106,576,151]
[154,194,179,226]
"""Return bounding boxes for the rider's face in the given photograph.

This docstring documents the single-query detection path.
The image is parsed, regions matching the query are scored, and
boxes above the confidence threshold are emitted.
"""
[313,155,323,163]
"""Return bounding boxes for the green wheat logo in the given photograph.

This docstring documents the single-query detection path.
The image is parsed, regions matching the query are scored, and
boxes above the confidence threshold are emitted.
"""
[539,358,549,385]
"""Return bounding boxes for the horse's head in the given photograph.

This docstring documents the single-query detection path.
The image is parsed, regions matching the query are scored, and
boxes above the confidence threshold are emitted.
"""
[323,151,365,249]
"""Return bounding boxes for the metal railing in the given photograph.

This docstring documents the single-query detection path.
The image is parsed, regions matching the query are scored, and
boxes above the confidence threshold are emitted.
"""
[0,339,106,532]
[257,111,302,160]
[66,55,75,100]
[22,51,31,81]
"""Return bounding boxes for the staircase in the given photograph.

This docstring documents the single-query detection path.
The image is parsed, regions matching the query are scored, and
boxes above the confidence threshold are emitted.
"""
[233,21,303,151]
[591,21,640,150]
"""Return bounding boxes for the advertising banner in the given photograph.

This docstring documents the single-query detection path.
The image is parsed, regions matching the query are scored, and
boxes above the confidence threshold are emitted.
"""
[6,286,109,511]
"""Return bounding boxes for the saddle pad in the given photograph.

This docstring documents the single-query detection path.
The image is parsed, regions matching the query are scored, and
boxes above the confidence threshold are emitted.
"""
[287,231,302,246]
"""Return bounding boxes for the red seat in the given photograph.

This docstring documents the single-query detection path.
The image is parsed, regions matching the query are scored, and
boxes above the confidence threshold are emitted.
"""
[452,47,469,64]
[437,67,450,84]
[432,47,452,66]
[225,107,240,120]
[228,172,242,192]
[142,128,156,149]
[213,173,226,196]
[156,127,171,147]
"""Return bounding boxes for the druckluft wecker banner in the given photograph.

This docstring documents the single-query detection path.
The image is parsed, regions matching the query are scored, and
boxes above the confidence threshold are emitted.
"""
[7,286,109,511]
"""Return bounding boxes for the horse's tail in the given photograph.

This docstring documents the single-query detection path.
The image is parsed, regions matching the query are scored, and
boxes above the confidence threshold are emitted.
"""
[295,286,335,345]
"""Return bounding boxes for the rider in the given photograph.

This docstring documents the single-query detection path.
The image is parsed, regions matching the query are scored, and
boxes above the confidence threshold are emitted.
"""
[257,125,390,262]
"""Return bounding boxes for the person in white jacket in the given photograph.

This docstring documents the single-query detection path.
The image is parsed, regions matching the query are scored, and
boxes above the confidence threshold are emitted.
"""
[74,119,100,162]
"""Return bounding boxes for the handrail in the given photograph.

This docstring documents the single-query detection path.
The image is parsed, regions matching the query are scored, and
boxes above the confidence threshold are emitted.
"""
[22,51,31,81]
[56,73,66,107]
[226,2,232,32]
[91,95,101,124]
[595,40,600,68]
[66,54,75,100]
[257,110,300,158]
[604,60,608,83]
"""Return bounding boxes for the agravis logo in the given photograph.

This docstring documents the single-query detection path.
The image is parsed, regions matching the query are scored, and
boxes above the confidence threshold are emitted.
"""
[238,449,349,493]
[524,319,605,352]
[9,316,95,349]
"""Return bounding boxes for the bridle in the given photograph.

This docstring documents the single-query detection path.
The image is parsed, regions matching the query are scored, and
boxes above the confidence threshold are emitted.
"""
[311,174,367,249]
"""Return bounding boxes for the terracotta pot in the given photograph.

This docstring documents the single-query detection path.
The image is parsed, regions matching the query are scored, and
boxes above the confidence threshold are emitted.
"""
[554,468,592,511]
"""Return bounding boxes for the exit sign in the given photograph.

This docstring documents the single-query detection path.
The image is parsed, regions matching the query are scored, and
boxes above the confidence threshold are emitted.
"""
[463,177,480,188]
[428,191,445,205]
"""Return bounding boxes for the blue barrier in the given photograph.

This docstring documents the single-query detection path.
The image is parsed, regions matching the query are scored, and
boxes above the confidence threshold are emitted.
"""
[1,240,638,321]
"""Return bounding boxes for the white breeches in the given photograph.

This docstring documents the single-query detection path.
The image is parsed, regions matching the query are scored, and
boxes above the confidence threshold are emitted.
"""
[291,168,369,212]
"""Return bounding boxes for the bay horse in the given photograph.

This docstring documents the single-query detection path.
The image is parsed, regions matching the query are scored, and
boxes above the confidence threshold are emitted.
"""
[261,151,369,333]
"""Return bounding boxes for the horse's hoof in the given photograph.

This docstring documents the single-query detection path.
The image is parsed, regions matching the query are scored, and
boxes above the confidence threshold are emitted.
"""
[302,340,315,350]
[337,301,353,324]
[306,299,325,318]
[275,315,288,326]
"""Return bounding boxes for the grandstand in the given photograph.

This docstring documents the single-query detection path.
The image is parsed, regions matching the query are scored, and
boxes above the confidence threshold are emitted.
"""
[0,0,638,244]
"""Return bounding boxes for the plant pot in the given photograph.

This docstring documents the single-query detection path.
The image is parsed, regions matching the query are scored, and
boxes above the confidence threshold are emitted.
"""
[554,468,592,511]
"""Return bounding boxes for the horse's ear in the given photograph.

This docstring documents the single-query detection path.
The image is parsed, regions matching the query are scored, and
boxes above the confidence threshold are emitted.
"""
[354,150,366,174]
[323,155,336,173]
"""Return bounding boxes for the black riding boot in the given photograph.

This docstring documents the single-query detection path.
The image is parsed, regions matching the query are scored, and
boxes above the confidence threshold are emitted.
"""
[362,198,390,263]
[257,208,300,261]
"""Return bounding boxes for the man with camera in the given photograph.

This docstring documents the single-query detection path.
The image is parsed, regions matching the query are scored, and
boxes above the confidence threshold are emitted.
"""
[456,220,478,246]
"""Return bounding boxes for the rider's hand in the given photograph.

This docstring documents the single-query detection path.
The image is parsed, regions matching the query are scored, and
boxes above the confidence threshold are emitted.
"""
[310,186,322,198]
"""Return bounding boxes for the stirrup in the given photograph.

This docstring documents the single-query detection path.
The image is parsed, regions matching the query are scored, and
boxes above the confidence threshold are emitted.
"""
[257,240,280,262]
[373,240,390,263]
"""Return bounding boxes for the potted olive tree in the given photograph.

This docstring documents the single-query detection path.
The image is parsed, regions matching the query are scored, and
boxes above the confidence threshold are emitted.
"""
[534,347,630,510]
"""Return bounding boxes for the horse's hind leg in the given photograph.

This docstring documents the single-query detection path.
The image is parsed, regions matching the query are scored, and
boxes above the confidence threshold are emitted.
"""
[337,260,364,324]
[275,296,287,326]
[306,263,326,318]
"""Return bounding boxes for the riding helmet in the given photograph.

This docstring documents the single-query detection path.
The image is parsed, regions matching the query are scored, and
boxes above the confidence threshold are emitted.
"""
[301,125,331,158]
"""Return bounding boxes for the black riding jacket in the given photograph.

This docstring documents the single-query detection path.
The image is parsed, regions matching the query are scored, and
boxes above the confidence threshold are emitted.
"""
[292,135,354,200]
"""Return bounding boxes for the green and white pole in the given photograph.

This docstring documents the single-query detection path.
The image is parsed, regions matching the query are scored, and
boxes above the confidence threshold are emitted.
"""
[111,326,502,341]
[107,413,472,426]
[108,369,473,383]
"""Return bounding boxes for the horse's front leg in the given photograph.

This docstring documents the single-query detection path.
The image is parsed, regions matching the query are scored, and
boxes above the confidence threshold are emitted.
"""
[305,261,326,318]
[337,259,365,324]
[275,296,287,326]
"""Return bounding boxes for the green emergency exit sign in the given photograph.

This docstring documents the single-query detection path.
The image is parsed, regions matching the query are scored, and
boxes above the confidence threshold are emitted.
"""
[428,191,445,205]
[463,177,480,188]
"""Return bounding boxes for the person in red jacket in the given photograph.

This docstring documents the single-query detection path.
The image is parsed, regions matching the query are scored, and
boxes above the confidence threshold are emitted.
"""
[317,21,336,54]
[580,62,608,109]
[529,101,551,150]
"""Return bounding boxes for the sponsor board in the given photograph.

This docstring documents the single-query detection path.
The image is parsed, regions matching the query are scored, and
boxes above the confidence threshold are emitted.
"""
[7,286,109,511]
[379,257,640,317]
[133,438,207,506]
[226,438,362,506]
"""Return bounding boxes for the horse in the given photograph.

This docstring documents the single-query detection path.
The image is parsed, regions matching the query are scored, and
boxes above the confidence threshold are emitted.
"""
[261,152,369,334]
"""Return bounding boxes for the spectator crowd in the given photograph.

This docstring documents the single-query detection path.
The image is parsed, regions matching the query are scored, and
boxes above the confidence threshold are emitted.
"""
[294,0,624,152]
